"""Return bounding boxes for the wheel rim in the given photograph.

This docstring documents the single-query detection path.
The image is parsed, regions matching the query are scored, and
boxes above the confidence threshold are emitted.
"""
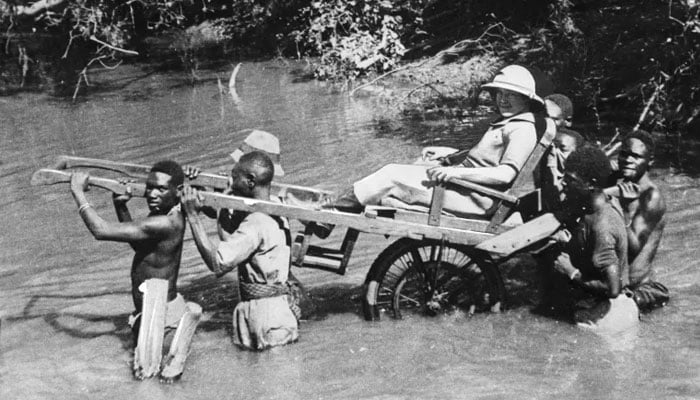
[374,241,500,319]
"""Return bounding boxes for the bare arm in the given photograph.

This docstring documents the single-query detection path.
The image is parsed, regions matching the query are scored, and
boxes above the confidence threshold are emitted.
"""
[553,252,620,298]
[575,264,621,298]
[70,173,174,242]
[181,186,258,278]
[181,186,227,276]
[628,187,666,256]
[113,198,133,223]
[112,182,133,223]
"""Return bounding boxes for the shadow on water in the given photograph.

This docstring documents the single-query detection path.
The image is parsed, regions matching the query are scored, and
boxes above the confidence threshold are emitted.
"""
[178,273,366,334]
[3,292,135,351]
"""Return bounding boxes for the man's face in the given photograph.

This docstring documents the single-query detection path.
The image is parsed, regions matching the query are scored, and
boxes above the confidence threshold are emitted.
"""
[618,138,650,181]
[145,172,179,213]
[495,89,529,118]
[554,133,577,160]
[545,100,572,128]
[561,171,594,214]
[227,163,253,197]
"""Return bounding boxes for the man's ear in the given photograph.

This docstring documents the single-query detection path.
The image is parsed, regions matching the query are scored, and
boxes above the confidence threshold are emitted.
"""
[246,173,257,189]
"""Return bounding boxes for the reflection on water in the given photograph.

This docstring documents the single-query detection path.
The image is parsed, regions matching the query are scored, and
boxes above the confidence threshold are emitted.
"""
[1,61,699,399]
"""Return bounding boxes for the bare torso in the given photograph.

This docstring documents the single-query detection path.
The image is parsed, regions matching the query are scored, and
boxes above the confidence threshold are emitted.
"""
[619,177,666,286]
[130,209,185,311]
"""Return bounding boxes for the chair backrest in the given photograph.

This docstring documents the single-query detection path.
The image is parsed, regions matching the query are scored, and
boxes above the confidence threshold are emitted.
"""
[485,117,556,232]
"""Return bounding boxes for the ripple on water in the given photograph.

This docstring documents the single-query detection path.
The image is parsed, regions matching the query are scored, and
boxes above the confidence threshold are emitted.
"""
[1,62,699,399]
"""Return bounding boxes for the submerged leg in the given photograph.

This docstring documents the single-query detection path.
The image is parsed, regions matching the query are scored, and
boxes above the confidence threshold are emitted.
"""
[159,302,203,383]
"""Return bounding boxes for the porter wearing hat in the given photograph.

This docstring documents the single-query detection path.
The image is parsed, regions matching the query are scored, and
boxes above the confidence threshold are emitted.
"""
[230,129,285,177]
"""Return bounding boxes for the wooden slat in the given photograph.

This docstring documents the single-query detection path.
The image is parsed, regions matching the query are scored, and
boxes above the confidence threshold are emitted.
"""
[52,155,332,202]
[31,169,147,197]
[428,185,446,226]
[197,191,493,245]
[445,178,519,204]
[475,213,562,258]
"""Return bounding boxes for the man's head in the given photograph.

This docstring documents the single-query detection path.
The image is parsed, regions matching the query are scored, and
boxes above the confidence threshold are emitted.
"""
[554,128,585,160]
[562,146,612,213]
[227,151,274,198]
[147,160,184,213]
[545,94,573,128]
[618,130,654,182]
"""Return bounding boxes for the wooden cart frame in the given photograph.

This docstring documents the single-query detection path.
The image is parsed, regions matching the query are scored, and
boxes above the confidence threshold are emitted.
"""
[33,125,561,320]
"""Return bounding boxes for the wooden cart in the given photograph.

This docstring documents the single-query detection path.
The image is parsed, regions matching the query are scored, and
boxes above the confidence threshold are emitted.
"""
[34,128,560,320]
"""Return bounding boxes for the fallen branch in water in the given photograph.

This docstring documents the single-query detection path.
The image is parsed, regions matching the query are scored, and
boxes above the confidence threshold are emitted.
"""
[229,63,242,103]
[229,63,242,90]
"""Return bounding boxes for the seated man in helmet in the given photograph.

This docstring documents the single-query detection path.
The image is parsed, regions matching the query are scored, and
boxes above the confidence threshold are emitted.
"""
[326,65,554,219]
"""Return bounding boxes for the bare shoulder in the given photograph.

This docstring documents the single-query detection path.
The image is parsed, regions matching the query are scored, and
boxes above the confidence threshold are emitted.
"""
[143,207,185,236]
[640,181,666,216]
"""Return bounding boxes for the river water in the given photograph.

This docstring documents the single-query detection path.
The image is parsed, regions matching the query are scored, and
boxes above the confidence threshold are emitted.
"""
[1,61,699,399]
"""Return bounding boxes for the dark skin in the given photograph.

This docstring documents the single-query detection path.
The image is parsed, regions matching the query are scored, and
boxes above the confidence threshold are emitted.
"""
[610,138,666,285]
[183,165,239,240]
[70,171,185,312]
[553,172,621,298]
[182,161,272,277]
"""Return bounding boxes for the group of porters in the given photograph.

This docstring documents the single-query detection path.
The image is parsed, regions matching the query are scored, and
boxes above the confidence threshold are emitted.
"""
[31,64,669,382]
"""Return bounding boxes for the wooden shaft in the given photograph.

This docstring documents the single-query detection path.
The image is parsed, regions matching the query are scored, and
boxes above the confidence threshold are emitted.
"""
[52,155,332,199]
[31,169,146,197]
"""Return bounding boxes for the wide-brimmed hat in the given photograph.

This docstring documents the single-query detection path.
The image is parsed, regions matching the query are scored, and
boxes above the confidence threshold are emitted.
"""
[230,129,284,176]
[482,65,553,104]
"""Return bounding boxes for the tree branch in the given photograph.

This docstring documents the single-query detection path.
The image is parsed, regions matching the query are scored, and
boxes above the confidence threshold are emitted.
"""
[2,0,67,17]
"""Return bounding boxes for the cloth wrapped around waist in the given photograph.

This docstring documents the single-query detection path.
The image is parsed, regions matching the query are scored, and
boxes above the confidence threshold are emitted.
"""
[239,281,301,320]
[128,293,189,329]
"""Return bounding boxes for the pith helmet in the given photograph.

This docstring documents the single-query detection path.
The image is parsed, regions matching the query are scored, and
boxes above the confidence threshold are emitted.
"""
[230,129,285,177]
[482,65,553,104]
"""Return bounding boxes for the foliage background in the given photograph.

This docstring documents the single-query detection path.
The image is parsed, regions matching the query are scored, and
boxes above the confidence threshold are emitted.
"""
[1,0,698,144]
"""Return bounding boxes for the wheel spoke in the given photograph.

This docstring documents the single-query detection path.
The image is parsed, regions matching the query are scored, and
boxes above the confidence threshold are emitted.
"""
[367,239,504,320]
[396,292,421,307]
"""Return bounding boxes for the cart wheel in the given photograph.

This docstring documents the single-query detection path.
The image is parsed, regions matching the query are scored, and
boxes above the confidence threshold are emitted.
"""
[363,238,505,320]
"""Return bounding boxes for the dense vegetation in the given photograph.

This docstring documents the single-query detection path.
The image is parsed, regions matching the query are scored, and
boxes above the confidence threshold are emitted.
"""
[1,0,698,144]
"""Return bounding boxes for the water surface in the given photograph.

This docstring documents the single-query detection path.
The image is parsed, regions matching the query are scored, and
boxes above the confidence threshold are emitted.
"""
[1,61,699,400]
